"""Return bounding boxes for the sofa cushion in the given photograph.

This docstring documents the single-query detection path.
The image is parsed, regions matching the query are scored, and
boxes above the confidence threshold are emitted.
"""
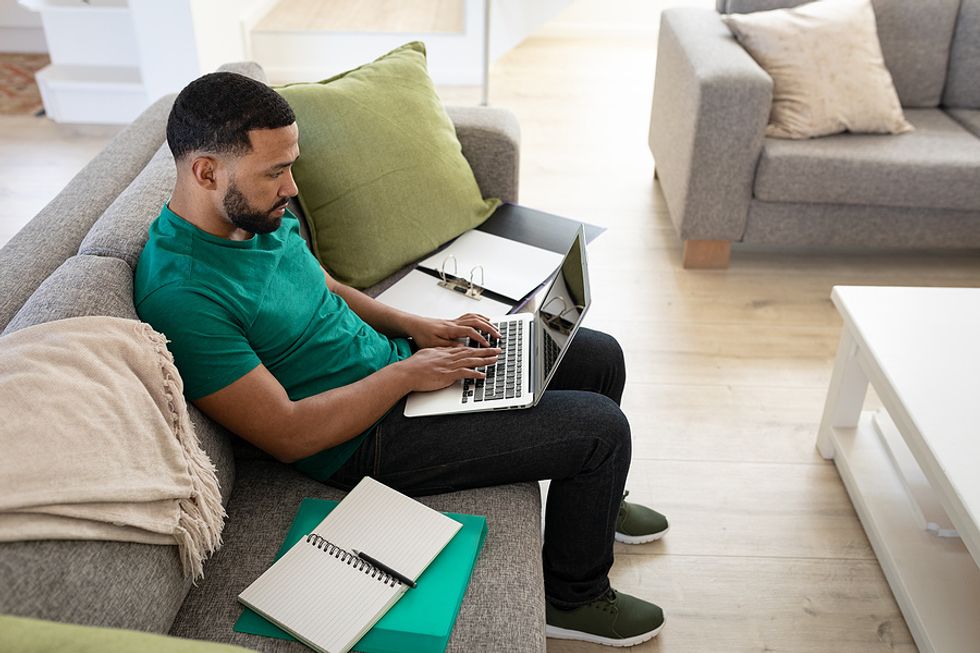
[169,460,546,653]
[77,143,176,270]
[0,614,253,653]
[2,255,137,335]
[754,109,980,211]
[722,0,911,139]
[944,0,980,109]
[276,42,499,289]
[948,108,980,139]
[870,0,960,107]
[722,0,961,108]
[0,93,173,333]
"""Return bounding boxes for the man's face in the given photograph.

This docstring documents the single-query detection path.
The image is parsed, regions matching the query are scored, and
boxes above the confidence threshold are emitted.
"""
[220,123,300,235]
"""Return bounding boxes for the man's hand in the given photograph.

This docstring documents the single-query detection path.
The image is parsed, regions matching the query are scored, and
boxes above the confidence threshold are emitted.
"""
[406,313,502,349]
[395,345,501,392]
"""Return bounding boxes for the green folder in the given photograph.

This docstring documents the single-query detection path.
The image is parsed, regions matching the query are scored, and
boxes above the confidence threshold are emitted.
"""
[234,498,487,653]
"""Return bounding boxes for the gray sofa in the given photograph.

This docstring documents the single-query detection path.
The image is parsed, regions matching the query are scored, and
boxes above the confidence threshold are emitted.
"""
[0,62,545,652]
[649,0,980,268]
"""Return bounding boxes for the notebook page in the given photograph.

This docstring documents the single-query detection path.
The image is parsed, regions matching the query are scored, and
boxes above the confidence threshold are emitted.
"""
[313,477,462,580]
[238,537,404,653]
[417,230,563,302]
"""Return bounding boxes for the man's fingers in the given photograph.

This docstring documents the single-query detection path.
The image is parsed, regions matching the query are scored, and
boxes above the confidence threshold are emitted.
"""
[476,319,501,339]
[454,314,501,340]
[451,347,499,361]
[463,326,491,347]
[457,312,491,322]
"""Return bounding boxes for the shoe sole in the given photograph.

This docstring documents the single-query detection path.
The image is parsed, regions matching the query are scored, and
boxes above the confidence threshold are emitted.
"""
[615,526,670,544]
[546,620,665,647]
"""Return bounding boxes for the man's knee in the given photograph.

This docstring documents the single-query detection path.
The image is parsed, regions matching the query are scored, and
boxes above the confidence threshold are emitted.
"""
[593,331,625,373]
[579,393,631,453]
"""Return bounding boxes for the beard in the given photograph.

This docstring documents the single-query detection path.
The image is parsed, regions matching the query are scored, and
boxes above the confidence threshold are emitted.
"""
[222,181,288,235]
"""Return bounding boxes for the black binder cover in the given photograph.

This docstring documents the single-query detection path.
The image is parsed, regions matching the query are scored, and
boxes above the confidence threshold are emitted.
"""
[476,203,604,254]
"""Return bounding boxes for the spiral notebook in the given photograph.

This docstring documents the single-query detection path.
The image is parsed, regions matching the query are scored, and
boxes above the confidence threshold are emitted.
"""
[237,477,462,653]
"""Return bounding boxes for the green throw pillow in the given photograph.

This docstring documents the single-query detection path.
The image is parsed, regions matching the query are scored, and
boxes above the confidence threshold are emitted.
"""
[277,41,500,289]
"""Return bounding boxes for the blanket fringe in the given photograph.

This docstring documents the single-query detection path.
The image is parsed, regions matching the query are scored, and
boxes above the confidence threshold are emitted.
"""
[136,323,226,582]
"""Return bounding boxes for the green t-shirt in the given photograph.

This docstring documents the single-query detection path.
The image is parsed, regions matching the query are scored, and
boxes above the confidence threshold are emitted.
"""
[134,204,412,480]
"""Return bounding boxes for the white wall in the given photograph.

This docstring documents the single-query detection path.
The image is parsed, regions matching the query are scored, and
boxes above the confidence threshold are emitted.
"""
[131,0,273,103]
[0,0,47,53]
[130,0,199,102]
[189,0,272,75]
[489,0,573,61]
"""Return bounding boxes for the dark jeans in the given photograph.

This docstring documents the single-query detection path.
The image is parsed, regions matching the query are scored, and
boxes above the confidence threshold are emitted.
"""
[329,327,631,608]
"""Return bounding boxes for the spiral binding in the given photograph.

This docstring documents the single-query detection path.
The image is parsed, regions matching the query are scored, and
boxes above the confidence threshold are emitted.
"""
[305,534,401,588]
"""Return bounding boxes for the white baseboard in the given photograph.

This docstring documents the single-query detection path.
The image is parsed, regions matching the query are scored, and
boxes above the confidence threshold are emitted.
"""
[0,26,47,53]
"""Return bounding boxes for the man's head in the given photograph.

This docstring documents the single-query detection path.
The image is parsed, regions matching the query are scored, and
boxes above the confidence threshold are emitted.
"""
[167,72,299,235]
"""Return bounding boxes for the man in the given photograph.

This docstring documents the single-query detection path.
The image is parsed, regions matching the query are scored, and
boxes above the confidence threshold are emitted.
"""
[135,72,669,646]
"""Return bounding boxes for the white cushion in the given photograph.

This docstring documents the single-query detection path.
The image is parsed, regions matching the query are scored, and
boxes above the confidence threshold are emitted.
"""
[723,0,913,139]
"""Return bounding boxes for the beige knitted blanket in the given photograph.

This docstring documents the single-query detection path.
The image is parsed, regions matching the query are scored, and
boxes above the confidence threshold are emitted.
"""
[0,316,225,580]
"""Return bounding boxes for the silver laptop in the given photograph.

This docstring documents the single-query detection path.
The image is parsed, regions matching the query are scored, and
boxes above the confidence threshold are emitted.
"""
[404,226,591,417]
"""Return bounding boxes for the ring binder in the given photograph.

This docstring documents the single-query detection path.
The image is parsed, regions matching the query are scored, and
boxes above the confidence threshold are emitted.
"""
[438,255,485,300]
[305,533,401,587]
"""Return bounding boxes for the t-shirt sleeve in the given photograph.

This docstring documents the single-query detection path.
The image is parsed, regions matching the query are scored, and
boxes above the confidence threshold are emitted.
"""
[136,285,262,400]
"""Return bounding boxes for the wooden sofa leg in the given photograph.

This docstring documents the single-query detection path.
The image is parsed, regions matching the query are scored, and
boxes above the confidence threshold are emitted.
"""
[682,240,731,269]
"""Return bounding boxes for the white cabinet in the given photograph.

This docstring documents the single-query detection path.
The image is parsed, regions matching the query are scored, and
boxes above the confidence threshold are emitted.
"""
[19,0,146,123]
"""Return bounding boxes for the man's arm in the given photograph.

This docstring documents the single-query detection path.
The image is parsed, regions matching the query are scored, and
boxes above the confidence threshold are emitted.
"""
[322,267,419,339]
[193,345,499,464]
[322,268,500,347]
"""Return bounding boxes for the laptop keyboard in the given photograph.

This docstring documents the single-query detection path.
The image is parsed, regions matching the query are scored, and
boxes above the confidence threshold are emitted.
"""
[542,327,561,379]
[462,319,524,403]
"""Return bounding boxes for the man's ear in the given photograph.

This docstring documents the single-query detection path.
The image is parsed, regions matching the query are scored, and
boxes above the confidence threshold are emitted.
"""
[188,155,220,191]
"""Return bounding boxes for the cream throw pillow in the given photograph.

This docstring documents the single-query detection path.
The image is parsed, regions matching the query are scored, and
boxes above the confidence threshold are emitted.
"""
[723,0,913,139]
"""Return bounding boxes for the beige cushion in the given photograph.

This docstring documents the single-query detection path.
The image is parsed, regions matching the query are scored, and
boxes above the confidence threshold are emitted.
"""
[723,0,912,139]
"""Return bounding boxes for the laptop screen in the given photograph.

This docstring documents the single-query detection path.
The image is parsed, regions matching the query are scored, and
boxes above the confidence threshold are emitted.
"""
[535,227,591,393]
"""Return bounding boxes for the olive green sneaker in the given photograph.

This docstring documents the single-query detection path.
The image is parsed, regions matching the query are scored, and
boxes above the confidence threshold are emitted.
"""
[546,588,665,646]
[615,490,669,544]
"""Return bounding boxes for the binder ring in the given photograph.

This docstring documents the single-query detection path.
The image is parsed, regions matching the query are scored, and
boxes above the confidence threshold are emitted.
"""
[437,255,484,301]
[439,255,458,284]
[466,265,485,299]
[305,533,400,588]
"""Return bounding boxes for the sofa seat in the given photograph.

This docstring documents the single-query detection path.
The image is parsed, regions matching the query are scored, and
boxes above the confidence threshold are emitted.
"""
[753,109,980,212]
[169,459,546,652]
[948,108,980,139]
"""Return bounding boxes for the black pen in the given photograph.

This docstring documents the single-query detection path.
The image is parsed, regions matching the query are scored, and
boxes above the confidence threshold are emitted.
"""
[353,550,417,589]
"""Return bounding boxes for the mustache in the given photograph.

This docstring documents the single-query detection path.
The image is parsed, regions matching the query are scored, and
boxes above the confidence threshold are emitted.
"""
[271,198,289,212]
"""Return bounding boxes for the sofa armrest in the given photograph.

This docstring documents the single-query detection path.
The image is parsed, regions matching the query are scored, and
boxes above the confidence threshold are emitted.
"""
[446,105,521,204]
[217,61,267,83]
[649,8,772,241]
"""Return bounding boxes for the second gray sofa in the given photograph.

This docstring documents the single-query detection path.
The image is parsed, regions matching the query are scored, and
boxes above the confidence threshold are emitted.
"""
[649,0,980,268]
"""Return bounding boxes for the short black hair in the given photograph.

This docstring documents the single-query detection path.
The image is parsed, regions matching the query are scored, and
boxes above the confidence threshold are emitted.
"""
[166,72,296,161]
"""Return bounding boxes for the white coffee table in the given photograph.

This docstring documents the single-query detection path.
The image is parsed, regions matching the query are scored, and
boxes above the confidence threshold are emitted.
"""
[816,286,980,653]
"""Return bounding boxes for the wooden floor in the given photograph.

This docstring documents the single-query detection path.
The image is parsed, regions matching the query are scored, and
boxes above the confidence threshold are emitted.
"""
[256,0,466,33]
[5,1,980,650]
